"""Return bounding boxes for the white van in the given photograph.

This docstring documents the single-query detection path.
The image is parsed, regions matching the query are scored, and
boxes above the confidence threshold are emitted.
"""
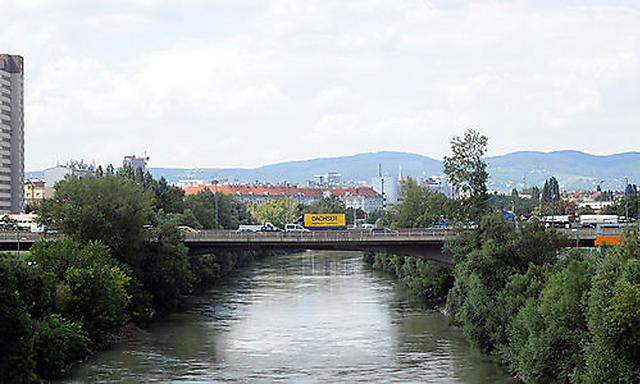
[284,223,310,232]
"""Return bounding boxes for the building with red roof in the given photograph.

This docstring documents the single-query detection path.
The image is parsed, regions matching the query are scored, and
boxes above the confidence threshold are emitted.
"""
[183,184,383,213]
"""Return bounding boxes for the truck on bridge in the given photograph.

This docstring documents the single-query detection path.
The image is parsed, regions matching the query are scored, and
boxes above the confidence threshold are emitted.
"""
[298,213,347,231]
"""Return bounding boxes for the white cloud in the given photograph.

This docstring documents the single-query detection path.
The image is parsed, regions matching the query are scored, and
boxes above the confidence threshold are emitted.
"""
[1,0,639,170]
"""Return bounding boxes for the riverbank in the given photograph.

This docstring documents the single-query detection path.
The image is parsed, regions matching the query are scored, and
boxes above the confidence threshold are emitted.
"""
[363,221,640,383]
[362,251,453,306]
[1,244,291,383]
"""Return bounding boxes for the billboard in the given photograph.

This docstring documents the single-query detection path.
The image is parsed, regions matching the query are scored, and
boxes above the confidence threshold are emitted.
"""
[303,213,347,229]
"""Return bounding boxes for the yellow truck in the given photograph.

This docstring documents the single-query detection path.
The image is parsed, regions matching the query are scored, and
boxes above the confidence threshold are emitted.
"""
[301,213,347,230]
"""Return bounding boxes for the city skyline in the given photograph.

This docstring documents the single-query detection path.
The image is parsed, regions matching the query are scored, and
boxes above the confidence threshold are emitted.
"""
[2,1,640,171]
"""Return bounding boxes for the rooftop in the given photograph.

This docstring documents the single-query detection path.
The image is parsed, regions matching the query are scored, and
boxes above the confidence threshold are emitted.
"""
[183,184,380,197]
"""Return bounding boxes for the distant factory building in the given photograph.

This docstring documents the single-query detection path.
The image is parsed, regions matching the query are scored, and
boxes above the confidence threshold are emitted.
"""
[123,154,149,173]
[422,176,456,198]
[43,160,96,188]
[371,176,399,205]
[183,184,383,213]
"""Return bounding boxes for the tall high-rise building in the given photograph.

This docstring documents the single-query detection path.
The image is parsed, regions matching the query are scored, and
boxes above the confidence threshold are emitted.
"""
[0,54,24,213]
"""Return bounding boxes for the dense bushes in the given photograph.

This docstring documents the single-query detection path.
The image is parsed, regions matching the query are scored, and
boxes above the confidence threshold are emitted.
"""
[448,220,640,383]
[1,240,275,382]
[28,239,131,341]
[0,170,278,382]
[32,315,89,380]
[367,210,640,383]
[445,213,565,353]
[364,252,453,304]
[579,233,640,383]
[445,214,640,383]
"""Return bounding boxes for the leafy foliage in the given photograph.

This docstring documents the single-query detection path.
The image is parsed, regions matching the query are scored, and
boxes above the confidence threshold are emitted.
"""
[541,176,561,203]
[251,198,299,228]
[28,239,131,341]
[183,189,252,229]
[505,258,592,382]
[393,177,455,228]
[578,228,640,383]
[445,212,564,352]
[443,129,490,220]
[32,315,90,379]
[364,252,453,305]
[140,214,193,315]
[37,174,155,261]
[443,129,489,198]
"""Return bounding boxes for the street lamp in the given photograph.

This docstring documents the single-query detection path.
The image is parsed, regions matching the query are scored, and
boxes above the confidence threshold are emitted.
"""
[212,180,220,229]
[16,235,27,258]
[380,177,385,228]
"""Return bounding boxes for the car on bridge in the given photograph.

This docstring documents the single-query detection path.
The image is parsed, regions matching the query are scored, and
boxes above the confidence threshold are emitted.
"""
[284,223,310,233]
[178,225,199,234]
[370,227,399,234]
[238,222,281,233]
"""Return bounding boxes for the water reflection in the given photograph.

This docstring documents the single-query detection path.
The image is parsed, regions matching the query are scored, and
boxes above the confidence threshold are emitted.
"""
[63,251,513,383]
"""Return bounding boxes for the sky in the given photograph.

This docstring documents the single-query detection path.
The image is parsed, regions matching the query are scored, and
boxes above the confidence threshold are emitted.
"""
[1,0,639,171]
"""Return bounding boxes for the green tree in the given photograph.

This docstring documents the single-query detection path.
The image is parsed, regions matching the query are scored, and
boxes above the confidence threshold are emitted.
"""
[32,315,89,379]
[184,189,252,229]
[604,194,640,219]
[28,239,131,341]
[37,174,155,262]
[0,255,53,383]
[252,198,299,228]
[579,228,640,383]
[542,176,560,203]
[443,129,489,219]
[140,214,194,315]
[445,212,564,353]
[393,178,454,228]
[505,258,592,382]
[152,177,185,214]
[304,195,346,214]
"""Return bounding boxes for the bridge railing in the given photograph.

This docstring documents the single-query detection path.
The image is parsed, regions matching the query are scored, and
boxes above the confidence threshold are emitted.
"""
[0,232,62,241]
[183,228,459,243]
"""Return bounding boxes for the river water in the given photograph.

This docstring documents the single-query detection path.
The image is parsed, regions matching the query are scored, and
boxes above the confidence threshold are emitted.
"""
[63,251,513,383]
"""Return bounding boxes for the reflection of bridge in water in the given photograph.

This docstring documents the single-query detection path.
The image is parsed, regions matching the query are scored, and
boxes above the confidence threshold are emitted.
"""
[0,228,601,265]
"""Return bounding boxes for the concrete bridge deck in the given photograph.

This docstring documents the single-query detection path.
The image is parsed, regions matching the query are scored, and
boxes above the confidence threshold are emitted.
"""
[0,228,600,265]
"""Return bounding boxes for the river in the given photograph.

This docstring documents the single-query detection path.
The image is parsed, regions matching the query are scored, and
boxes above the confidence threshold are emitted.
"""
[63,251,513,383]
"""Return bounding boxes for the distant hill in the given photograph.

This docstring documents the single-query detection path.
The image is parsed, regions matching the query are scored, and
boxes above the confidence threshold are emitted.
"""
[26,150,640,191]
[486,150,640,191]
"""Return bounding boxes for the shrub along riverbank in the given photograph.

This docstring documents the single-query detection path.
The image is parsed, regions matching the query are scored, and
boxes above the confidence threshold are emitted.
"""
[364,213,640,383]
[0,239,282,383]
[0,167,290,383]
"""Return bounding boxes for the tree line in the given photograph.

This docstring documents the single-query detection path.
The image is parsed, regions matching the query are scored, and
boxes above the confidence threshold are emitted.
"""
[1,166,285,382]
[364,129,640,383]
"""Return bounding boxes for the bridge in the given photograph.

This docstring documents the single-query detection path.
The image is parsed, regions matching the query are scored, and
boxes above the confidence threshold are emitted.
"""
[0,228,600,265]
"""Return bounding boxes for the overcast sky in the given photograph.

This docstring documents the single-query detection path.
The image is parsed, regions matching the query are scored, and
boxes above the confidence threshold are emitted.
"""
[2,0,639,170]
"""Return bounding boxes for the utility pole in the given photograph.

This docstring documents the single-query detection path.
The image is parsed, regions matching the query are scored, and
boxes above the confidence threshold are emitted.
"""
[551,193,556,228]
[213,180,220,229]
[538,192,542,216]
[381,177,385,228]
[624,176,629,226]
